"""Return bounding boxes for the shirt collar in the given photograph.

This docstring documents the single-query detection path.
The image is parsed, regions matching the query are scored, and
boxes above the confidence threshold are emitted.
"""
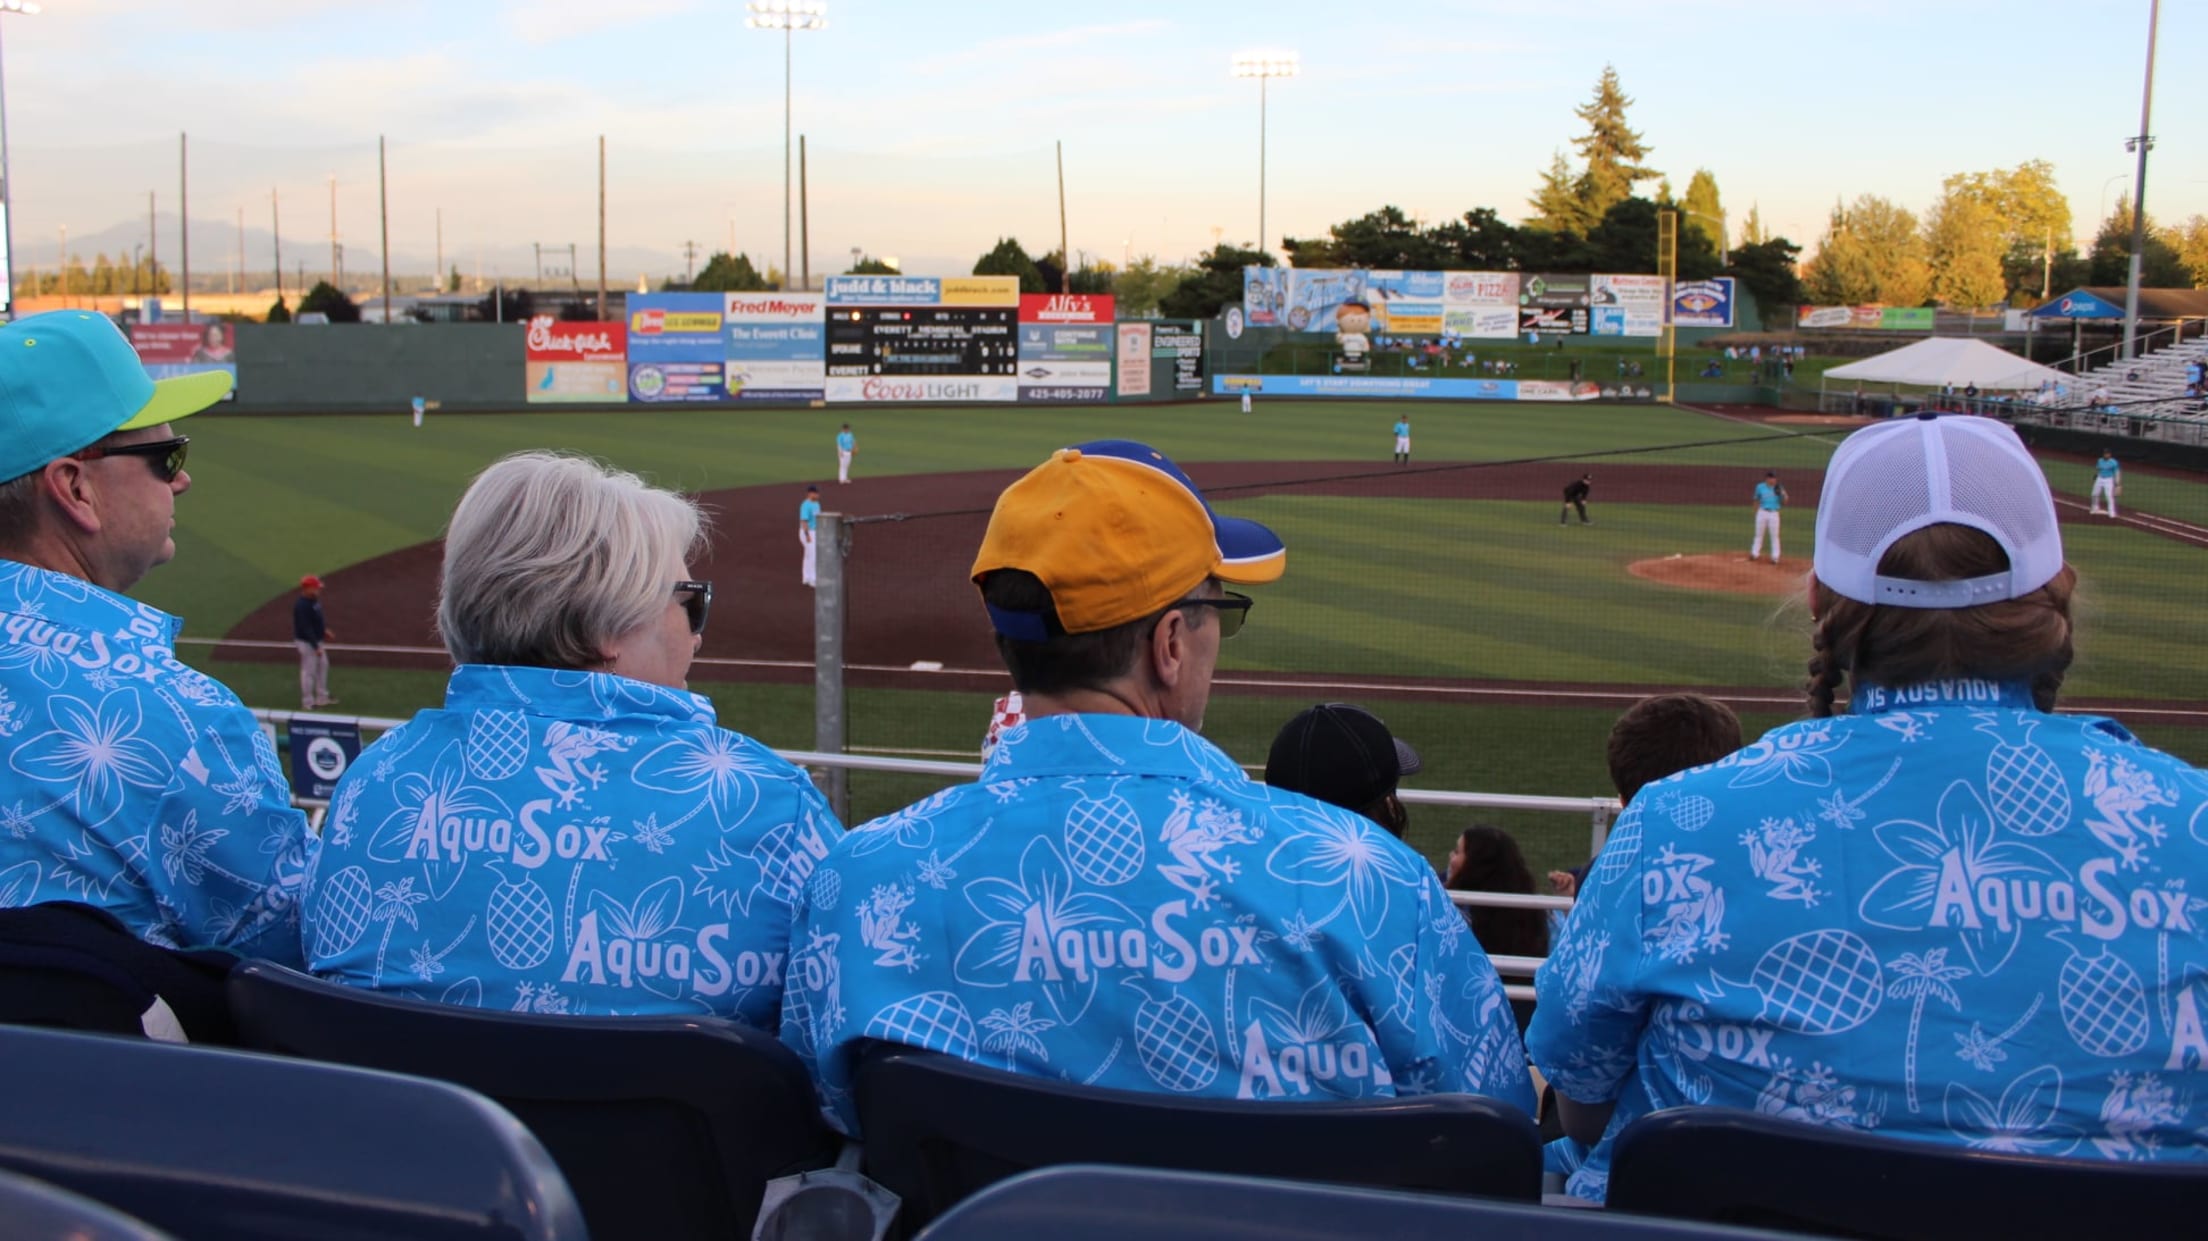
[445,664,718,725]
[0,558,182,646]
[1850,678,2037,714]
[979,712,1249,784]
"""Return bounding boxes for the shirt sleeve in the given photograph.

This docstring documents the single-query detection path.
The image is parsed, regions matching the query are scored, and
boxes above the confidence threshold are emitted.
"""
[155,691,318,966]
[1527,802,1649,1104]
[1368,875,1536,1116]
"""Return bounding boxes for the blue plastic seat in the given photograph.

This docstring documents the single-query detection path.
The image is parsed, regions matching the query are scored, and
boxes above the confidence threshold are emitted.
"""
[914,1164,1799,1240]
[1608,1106,2208,1240]
[0,1023,584,1240]
[855,1044,1541,1233]
[0,902,237,1041]
[0,1167,177,1241]
[230,960,836,1241]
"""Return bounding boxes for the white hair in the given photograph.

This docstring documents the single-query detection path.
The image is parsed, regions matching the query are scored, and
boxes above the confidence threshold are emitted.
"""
[438,451,704,668]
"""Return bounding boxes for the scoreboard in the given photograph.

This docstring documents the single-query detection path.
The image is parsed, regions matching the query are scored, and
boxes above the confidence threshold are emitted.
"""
[826,306,1018,377]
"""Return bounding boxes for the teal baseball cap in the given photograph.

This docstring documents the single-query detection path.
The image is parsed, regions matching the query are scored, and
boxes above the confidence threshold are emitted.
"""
[0,310,232,483]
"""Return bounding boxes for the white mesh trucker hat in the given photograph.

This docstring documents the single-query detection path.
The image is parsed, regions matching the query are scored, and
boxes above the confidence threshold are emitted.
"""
[1813,413,2064,608]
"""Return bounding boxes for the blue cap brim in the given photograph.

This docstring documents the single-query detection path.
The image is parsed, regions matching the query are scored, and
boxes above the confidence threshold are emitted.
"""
[1214,513,1285,584]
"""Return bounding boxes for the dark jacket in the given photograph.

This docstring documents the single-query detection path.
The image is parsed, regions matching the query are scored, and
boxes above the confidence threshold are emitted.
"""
[292,596,325,646]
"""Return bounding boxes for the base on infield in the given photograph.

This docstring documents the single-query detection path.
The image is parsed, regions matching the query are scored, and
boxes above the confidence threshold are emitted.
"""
[1627,552,1801,596]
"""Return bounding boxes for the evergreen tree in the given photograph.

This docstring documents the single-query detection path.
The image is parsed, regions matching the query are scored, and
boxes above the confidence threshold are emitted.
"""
[1681,169,1726,257]
[1111,256,1193,318]
[845,255,899,274]
[1726,236,1806,310]
[1434,207,1522,270]
[298,280,363,322]
[972,237,1047,293]
[1158,244,1274,320]
[2088,195,2188,287]
[447,265,462,293]
[690,251,771,292]
[1740,203,1770,246]
[1569,65,1659,224]
[1526,151,1591,233]
[265,297,292,323]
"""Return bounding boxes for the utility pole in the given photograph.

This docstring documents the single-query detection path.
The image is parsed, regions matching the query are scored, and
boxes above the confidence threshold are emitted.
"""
[2120,0,2160,360]
[1056,140,1070,293]
[55,223,63,299]
[271,187,282,305]
[597,135,607,316]
[233,205,243,294]
[178,132,189,318]
[147,192,156,296]
[682,239,699,282]
[798,133,810,290]
[328,172,338,288]
[532,241,543,289]
[435,207,444,293]
[378,136,392,324]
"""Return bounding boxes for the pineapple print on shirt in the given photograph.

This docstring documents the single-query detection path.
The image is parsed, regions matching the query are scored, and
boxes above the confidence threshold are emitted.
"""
[1530,679,2208,1204]
[783,713,1533,1135]
[302,665,840,1028]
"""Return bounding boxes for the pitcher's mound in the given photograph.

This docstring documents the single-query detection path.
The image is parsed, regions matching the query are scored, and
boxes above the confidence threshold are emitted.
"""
[1629,553,1801,596]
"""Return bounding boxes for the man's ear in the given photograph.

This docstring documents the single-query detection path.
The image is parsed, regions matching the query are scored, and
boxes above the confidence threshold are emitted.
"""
[37,458,103,536]
[1148,606,1191,690]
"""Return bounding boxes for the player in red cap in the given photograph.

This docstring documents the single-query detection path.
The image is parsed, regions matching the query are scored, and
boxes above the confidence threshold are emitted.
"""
[294,574,336,709]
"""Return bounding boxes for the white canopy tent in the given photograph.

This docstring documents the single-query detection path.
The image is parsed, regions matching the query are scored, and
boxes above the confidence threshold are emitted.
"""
[1821,337,2068,391]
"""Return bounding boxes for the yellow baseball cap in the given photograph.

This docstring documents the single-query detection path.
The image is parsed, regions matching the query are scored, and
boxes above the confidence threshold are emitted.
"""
[972,440,1286,638]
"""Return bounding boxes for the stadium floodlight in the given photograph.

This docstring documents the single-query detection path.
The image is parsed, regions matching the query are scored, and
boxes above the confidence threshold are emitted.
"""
[0,0,39,320]
[747,0,828,292]
[1231,50,1300,259]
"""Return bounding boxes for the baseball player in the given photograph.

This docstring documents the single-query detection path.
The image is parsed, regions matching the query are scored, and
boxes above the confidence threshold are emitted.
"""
[1392,415,1411,466]
[1560,473,1593,525]
[1749,470,1787,564]
[835,423,856,484]
[2090,448,2122,517]
[798,485,822,587]
[410,395,427,428]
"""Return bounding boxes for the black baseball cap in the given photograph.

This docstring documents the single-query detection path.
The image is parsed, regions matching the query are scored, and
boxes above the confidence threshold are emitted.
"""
[1264,703,1423,812]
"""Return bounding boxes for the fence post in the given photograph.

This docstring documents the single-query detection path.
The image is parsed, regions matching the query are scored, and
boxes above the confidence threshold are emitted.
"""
[813,511,850,822]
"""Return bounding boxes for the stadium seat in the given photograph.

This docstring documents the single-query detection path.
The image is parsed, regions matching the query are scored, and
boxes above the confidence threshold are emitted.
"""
[912,1164,1797,1241]
[854,1044,1542,1233]
[0,1167,177,1241]
[229,960,838,1241]
[0,1023,584,1241]
[0,902,237,1042]
[1607,1106,2208,1240]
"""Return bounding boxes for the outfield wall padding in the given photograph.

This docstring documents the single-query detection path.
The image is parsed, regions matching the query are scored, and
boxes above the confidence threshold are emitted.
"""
[231,323,525,412]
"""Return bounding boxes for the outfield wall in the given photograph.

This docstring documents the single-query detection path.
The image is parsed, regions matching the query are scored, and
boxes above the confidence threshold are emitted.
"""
[230,323,525,412]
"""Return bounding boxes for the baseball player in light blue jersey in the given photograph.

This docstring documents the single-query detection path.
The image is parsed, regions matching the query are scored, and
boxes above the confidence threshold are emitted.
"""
[1531,414,2208,1203]
[799,485,822,587]
[836,424,856,485]
[1392,417,1411,466]
[781,440,1534,1134]
[1750,470,1787,564]
[2090,448,2121,517]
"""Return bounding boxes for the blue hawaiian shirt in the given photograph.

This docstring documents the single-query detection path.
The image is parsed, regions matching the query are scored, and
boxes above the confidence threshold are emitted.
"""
[782,712,1534,1134]
[1530,679,2208,1203]
[303,665,843,1026]
[0,559,315,962]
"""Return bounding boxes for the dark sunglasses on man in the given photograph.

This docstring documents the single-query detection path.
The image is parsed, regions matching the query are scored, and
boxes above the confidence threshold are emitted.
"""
[674,579,713,636]
[1178,590,1253,639]
[73,435,191,483]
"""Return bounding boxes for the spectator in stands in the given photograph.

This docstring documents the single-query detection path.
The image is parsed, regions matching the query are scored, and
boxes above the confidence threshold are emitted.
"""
[1531,413,2208,1203]
[1444,826,1548,960]
[782,440,1534,1132]
[1263,701,1422,837]
[1605,693,1743,805]
[0,310,314,964]
[301,451,841,1026]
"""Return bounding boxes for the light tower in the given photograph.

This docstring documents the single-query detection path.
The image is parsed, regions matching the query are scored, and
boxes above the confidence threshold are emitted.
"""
[1230,50,1299,257]
[747,1,827,291]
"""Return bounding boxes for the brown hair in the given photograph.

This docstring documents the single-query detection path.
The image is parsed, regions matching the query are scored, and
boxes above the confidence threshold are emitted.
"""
[1807,524,2076,717]
[1606,694,1745,803]
[982,569,1209,696]
[1446,825,1548,959]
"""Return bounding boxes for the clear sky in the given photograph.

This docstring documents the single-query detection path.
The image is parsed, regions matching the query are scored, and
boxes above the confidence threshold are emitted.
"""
[2,0,2198,283]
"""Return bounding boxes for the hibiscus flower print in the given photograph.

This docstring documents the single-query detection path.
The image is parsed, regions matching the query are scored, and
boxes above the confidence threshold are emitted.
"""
[1857,780,2059,976]
[1266,803,1421,937]
[953,837,1137,1025]
[9,689,174,826]
[1944,1064,2082,1155]
[631,727,775,823]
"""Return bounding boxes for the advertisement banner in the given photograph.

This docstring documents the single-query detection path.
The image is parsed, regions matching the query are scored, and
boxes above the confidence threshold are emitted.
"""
[129,323,239,392]
[724,292,825,401]
[626,293,727,402]
[940,276,1023,306]
[1372,302,1444,335]
[1211,374,1523,400]
[1590,274,1666,337]
[1797,305,1853,329]
[1879,307,1935,330]
[1017,317,1115,403]
[1671,277,1736,328]
[1519,306,1588,334]
[1153,321,1206,393]
[1518,273,1592,309]
[1443,271,1518,305]
[1116,322,1153,397]
[1442,306,1520,338]
[2032,289,2123,320]
[286,716,362,802]
[1019,293,1115,324]
[1242,267,1372,332]
[1517,380,1602,402]
[524,316,628,403]
[825,275,941,305]
[825,375,1020,403]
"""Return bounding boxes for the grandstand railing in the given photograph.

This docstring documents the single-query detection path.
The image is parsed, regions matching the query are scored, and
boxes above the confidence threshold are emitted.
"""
[252,708,1598,1000]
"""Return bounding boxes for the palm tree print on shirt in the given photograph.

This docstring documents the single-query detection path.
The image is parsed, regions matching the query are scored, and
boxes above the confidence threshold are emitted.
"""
[1887,948,1970,1112]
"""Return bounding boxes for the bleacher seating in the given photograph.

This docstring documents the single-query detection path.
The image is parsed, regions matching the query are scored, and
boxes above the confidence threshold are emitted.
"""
[229,960,838,1241]
[0,1023,586,1241]
[0,1167,177,1241]
[1606,1106,2208,1240]
[853,1043,1542,1234]
[912,1164,1799,1241]
[2032,336,2208,441]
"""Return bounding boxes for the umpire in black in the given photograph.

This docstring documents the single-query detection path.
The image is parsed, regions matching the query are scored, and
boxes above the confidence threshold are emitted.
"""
[1560,473,1592,525]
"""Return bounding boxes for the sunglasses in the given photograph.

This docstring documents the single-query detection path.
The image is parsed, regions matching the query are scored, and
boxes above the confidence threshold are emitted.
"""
[1178,591,1253,639]
[673,580,713,635]
[73,435,191,483]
